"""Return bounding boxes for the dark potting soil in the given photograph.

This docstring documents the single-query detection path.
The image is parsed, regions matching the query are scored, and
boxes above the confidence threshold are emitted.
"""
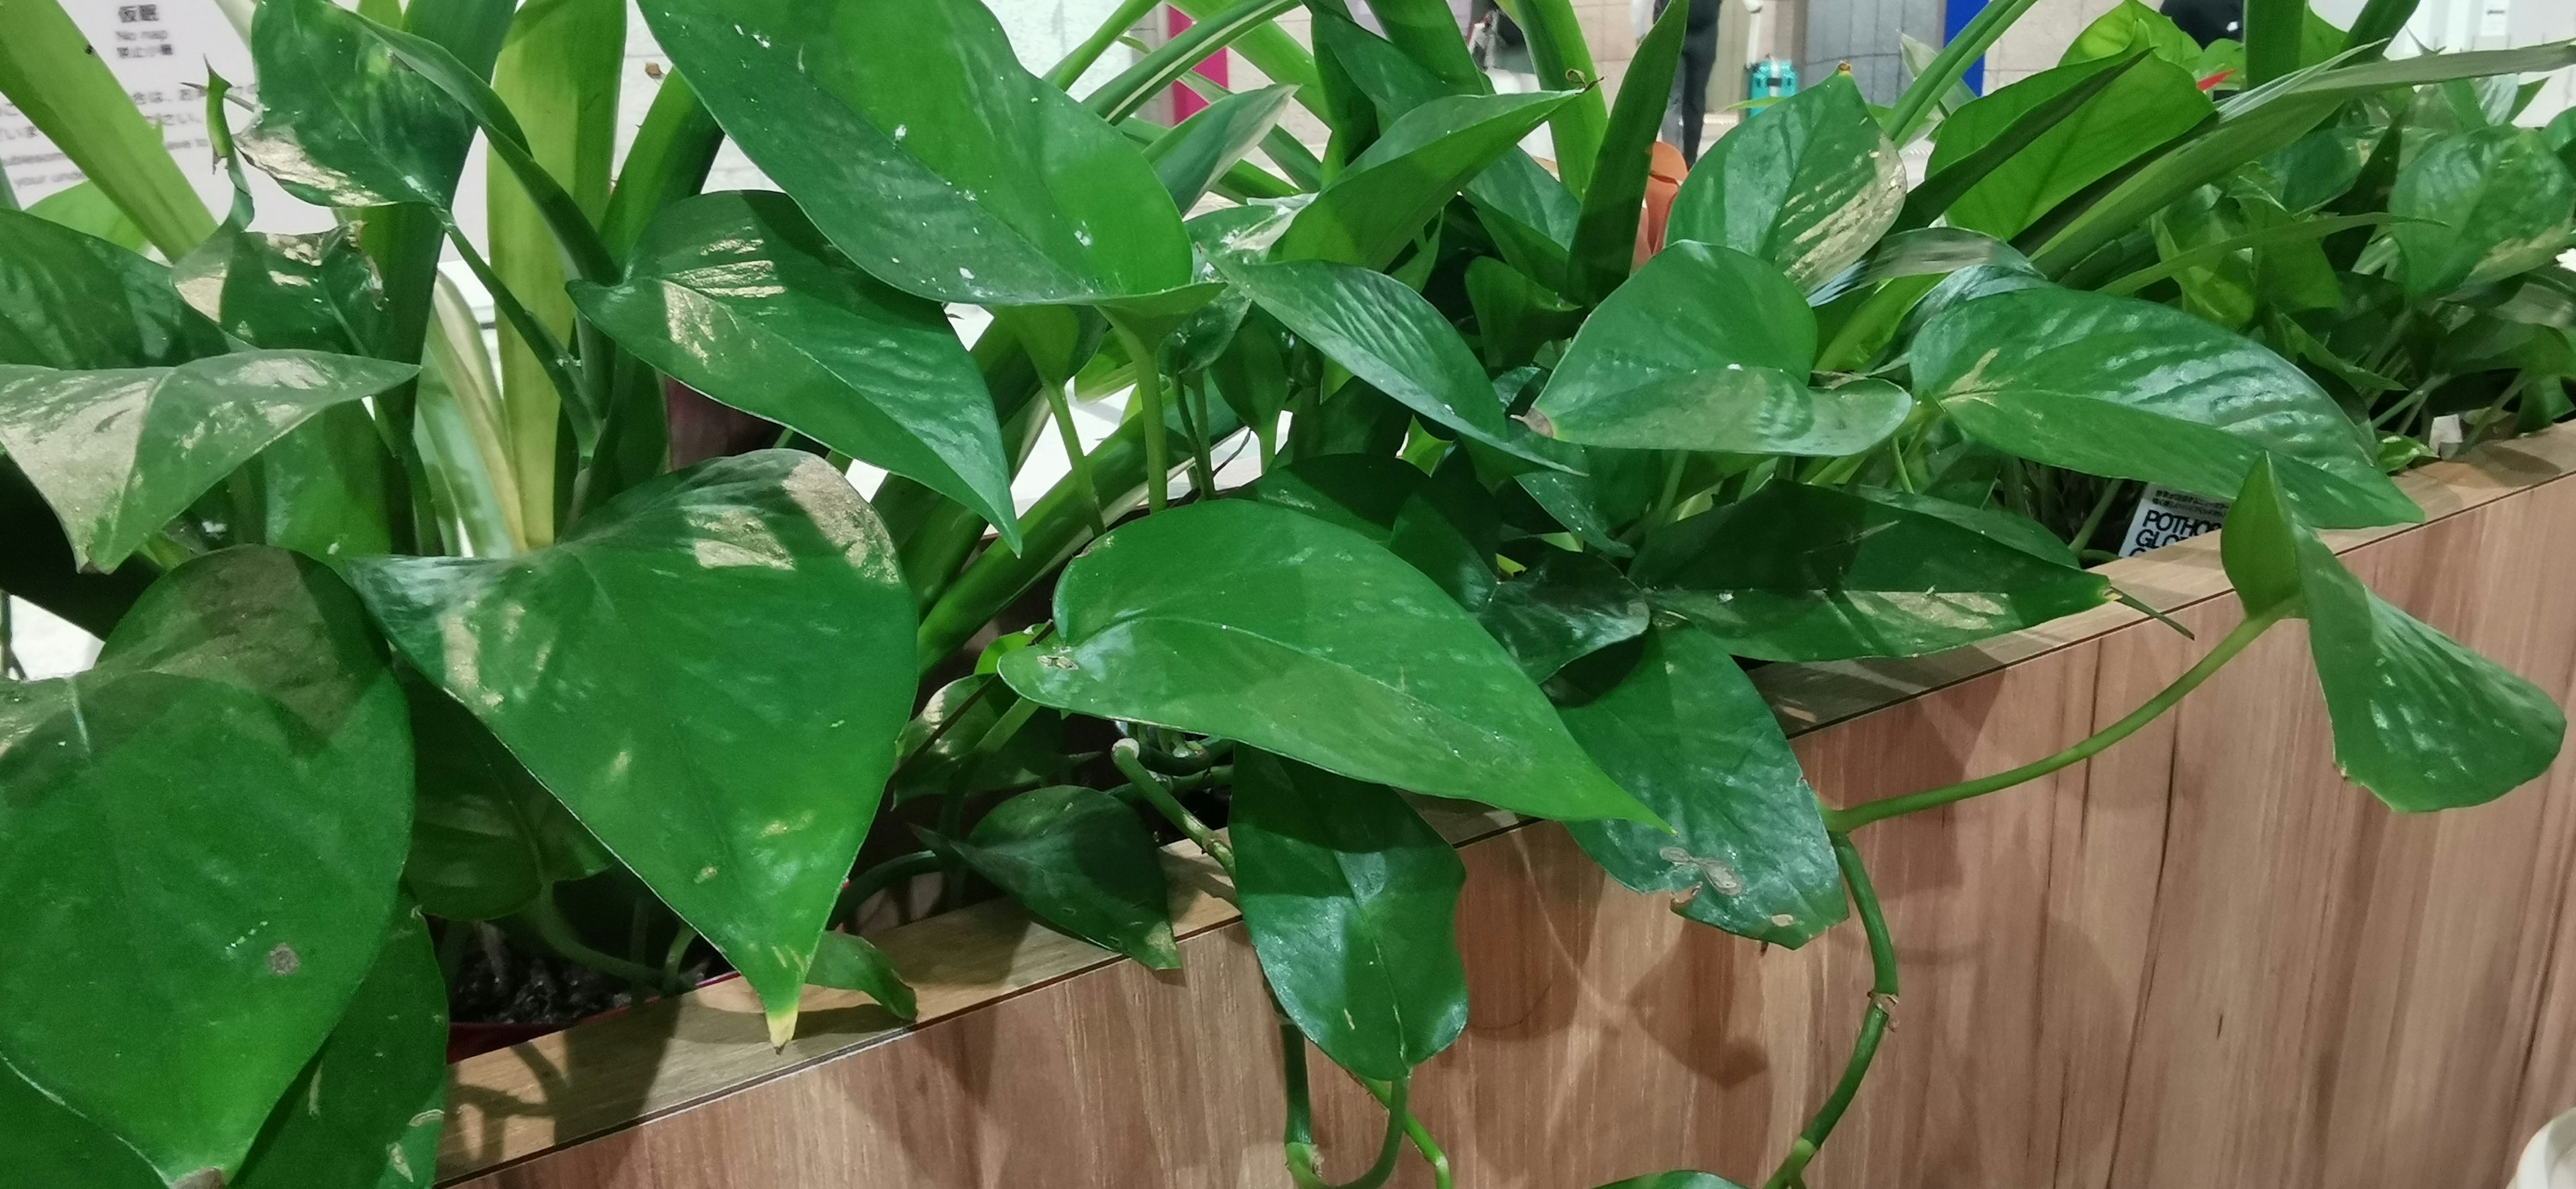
[444,926,632,1025]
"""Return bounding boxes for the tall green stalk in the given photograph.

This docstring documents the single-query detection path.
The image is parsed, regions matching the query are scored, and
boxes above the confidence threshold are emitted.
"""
[0,0,215,257]
[1497,0,1609,194]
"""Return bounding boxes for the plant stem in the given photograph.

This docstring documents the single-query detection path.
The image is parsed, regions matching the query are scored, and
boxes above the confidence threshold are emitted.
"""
[1760,833,1896,1189]
[1113,737,1233,874]
[660,921,700,984]
[524,887,679,992]
[1362,1077,1452,1189]
[1112,322,1173,513]
[1045,380,1109,534]
[835,850,943,929]
[1048,0,1161,89]
[2072,479,2127,555]
[1281,1020,1411,1189]
[1883,0,2044,145]
[1825,603,2290,831]
[1503,0,1609,194]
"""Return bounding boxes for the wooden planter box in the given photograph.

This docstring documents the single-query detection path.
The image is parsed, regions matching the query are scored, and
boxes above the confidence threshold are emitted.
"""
[439,426,2576,1189]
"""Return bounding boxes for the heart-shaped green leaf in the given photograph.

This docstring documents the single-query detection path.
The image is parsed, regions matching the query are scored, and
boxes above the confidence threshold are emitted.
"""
[1478,549,1649,681]
[2390,125,2576,302]
[1555,628,1844,947]
[1911,286,2418,529]
[1536,242,1912,454]
[999,500,1655,824]
[936,784,1177,969]
[1665,72,1905,291]
[1635,479,2112,661]
[400,675,610,922]
[1223,257,1568,470]
[233,906,448,1189]
[0,547,412,1186]
[1253,453,1499,610]
[1274,90,1572,270]
[805,931,918,1020]
[237,0,476,209]
[637,0,1192,305]
[0,351,419,571]
[346,451,915,1043]
[0,208,225,370]
[1231,750,1468,1081]
[572,190,1021,550]
[2221,457,2565,811]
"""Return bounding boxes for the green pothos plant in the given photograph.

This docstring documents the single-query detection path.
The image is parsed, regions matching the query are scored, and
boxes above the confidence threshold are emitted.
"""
[0,0,2569,1183]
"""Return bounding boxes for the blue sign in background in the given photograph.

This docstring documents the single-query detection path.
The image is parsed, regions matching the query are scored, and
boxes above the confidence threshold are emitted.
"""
[1945,0,1991,94]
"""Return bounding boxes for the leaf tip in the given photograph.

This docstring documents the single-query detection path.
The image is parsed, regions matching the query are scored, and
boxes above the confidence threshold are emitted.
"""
[765,1004,800,1050]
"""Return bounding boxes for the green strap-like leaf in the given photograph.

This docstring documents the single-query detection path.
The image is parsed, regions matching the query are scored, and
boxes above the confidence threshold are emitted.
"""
[1911,286,2418,529]
[572,190,1022,551]
[937,785,1178,969]
[999,500,1657,825]
[1633,479,2112,661]
[1555,627,1845,947]
[637,0,1193,305]
[1939,52,2212,241]
[0,548,413,1186]
[0,352,418,571]
[1231,750,1468,1081]
[2221,457,2565,811]
[1564,0,1689,303]
[346,451,917,1044]
[1665,72,1905,291]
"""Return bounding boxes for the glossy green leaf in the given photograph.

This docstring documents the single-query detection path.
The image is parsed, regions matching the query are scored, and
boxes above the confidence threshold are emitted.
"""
[1536,242,1912,454]
[891,675,1064,805]
[938,784,1177,969]
[0,352,417,571]
[233,907,448,1189]
[572,190,1021,550]
[1853,486,2078,567]
[237,0,476,209]
[0,207,225,370]
[1556,627,1843,946]
[999,500,1655,824]
[2221,457,2564,811]
[1313,13,1576,277]
[805,931,919,1019]
[1664,72,1906,291]
[2063,0,2205,70]
[1253,453,1498,609]
[1911,286,2418,529]
[1222,257,1567,469]
[638,0,1193,305]
[1935,54,2211,241]
[0,547,412,1186]
[1145,84,1300,209]
[1231,750,1467,1080]
[1633,479,2112,661]
[0,1064,159,1189]
[2388,125,2576,302]
[1565,0,1688,302]
[1274,90,1572,270]
[1593,1174,1746,1189]
[346,451,916,1043]
[1478,548,1648,681]
[25,182,147,251]
[1902,52,2152,232]
[400,674,609,921]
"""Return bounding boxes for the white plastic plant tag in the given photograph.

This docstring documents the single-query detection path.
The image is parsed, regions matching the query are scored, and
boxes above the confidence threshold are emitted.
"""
[2118,484,2230,558]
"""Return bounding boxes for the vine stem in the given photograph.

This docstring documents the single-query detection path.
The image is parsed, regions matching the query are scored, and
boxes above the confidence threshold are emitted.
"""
[1112,738,1234,874]
[1281,1021,1411,1189]
[1362,1076,1452,1189]
[1823,603,2291,832]
[1760,833,1898,1189]
[1112,321,1173,513]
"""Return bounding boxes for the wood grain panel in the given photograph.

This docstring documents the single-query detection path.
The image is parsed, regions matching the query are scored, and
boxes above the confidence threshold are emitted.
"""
[445,427,2576,1189]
